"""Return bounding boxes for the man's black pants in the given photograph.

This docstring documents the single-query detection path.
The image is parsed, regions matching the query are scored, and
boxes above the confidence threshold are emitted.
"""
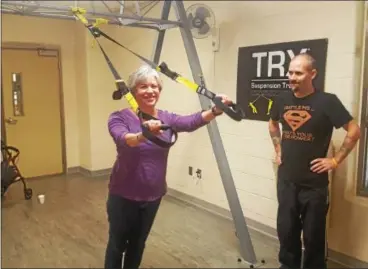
[104,194,161,269]
[277,178,329,269]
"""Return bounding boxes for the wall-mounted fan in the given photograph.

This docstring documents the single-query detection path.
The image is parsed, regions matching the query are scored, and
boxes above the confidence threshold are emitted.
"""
[186,4,216,39]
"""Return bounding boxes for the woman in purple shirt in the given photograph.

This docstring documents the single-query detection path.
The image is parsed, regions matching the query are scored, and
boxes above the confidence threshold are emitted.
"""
[105,64,232,269]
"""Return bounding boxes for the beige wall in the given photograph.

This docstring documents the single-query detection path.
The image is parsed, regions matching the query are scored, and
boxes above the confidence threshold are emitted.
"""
[199,1,368,263]
[2,14,80,168]
[2,0,367,263]
[2,14,129,171]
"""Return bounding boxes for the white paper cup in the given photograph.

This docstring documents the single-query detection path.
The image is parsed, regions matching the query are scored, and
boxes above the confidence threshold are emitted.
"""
[38,194,45,204]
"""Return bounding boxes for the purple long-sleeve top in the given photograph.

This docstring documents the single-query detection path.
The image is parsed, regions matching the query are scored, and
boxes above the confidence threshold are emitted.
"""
[107,108,208,201]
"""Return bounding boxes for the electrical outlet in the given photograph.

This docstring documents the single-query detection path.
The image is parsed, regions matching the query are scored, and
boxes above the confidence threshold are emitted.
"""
[188,166,193,176]
[196,169,202,179]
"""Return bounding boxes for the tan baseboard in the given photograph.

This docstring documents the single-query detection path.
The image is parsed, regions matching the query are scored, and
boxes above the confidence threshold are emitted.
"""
[67,166,367,268]
[166,188,368,268]
[166,188,279,242]
[67,166,112,177]
[66,166,81,175]
[327,249,368,268]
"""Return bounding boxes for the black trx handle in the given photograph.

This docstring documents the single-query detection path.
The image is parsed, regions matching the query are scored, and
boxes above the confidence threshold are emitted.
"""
[137,110,178,148]
[157,61,179,80]
[158,62,245,121]
[212,96,246,121]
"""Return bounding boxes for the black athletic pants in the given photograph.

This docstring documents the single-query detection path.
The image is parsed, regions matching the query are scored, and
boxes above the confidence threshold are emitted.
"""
[104,194,161,269]
[277,178,329,269]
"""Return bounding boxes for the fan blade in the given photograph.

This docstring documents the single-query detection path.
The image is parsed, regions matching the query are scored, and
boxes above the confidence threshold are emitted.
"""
[193,27,200,38]
[195,6,210,20]
[198,21,210,35]
[187,13,194,29]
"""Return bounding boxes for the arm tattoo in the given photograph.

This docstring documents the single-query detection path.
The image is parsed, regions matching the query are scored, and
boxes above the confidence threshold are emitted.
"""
[269,129,281,152]
[335,135,358,163]
[271,131,281,146]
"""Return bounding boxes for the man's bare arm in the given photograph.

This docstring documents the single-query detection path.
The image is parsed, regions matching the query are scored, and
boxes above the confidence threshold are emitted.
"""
[269,119,282,154]
[334,120,361,164]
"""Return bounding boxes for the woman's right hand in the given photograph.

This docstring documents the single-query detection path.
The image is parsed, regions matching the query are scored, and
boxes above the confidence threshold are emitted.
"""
[143,119,163,135]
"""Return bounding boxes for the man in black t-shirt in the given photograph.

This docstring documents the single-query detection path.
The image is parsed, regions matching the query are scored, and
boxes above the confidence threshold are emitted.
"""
[269,53,361,269]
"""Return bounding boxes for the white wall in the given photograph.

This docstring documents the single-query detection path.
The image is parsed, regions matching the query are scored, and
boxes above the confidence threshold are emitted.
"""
[152,0,364,227]
[148,1,368,262]
[83,1,366,260]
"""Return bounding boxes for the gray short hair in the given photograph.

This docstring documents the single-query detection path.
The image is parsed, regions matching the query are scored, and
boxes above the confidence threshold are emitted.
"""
[292,53,316,71]
[127,64,163,92]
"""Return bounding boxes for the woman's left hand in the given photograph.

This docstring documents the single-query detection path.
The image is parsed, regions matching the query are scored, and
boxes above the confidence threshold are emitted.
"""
[213,94,233,113]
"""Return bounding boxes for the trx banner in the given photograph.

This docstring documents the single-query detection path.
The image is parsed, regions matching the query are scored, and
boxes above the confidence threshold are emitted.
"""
[236,38,328,121]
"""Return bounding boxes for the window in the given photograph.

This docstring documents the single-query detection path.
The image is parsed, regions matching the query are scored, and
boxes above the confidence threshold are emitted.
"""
[357,18,368,196]
[11,72,24,116]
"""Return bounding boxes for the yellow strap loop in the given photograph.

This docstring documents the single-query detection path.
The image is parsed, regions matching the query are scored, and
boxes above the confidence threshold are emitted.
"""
[91,18,109,48]
[71,8,109,48]
[71,7,89,25]
[71,7,86,14]
[93,18,109,28]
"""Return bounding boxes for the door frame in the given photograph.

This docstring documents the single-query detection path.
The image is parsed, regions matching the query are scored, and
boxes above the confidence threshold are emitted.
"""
[1,74,6,143]
[1,42,68,176]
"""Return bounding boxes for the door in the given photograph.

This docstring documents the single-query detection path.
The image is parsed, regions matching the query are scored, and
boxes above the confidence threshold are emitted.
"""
[1,48,64,178]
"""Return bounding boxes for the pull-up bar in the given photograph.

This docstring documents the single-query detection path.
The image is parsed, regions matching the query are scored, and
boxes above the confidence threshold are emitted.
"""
[1,0,181,30]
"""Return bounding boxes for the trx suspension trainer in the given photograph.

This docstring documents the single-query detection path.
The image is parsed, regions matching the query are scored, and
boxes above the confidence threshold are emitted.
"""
[71,7,245,144]
[72,7,178,149]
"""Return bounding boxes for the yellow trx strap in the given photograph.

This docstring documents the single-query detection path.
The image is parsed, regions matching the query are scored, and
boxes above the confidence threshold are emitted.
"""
[72,7,245,121]
[91,18,108,48]
[71,7,139,113]
[71,7,179,148]
[93,18,109,27]
[173,76,198,92]
[71,7,88,24]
